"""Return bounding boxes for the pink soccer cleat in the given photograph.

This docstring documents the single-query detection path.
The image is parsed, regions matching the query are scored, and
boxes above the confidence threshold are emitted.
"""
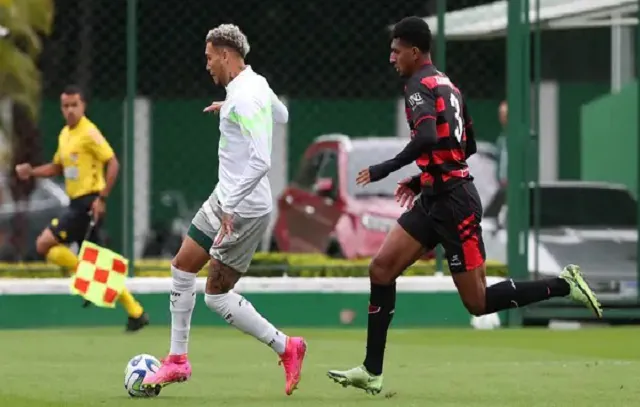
[141,354,192,393]
[278,337,307,395]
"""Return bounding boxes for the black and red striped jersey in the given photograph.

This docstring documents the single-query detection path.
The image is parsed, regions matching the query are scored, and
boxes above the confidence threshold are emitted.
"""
[404,63,476,195]
[368,63,477,197]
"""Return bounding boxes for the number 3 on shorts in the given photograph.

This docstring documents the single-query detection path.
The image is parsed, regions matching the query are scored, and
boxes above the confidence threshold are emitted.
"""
[449,93,463,143]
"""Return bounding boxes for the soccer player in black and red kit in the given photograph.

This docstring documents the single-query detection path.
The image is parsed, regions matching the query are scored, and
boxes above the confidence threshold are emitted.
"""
[327,16,602,395]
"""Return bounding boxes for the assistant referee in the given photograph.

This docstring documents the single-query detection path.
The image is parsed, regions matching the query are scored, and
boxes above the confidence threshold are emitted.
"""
[15,85,149,332]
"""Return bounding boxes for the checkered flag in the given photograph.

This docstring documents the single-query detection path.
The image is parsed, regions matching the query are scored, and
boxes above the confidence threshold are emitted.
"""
[70,241,129,308]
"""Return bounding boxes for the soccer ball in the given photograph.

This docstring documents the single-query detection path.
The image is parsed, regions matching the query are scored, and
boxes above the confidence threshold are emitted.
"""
[124,354,162,398]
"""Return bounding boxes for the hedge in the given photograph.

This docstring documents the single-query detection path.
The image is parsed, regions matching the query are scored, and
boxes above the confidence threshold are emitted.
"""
[0,252,508,278]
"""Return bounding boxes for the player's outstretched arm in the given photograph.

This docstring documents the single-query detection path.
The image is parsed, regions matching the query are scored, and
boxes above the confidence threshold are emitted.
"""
[368,80,437,182]
[15,162,62,180]
[368,119,437,182]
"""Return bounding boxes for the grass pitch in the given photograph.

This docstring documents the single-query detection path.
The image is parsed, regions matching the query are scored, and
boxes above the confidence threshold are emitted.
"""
[0,326,639,406]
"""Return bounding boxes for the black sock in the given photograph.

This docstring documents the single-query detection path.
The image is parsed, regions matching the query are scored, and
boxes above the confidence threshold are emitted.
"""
[362,282,396,376]
[484,278,570,314]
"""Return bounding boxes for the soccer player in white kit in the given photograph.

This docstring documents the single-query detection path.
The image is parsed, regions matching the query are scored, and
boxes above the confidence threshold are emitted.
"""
[142,24,307,396]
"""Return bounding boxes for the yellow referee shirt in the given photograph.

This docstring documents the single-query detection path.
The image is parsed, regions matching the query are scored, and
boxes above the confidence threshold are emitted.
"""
[53,116,115,199]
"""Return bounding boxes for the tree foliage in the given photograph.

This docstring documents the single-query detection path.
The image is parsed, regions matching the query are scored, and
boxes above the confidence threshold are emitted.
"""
[0,0,54,124]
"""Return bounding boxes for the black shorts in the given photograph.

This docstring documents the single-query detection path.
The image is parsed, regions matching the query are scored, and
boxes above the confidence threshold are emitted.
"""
[48,193,102,245]
[397,182,486,273]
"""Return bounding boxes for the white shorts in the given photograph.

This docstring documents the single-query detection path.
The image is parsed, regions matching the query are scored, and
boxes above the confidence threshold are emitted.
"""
[188,198,270,274]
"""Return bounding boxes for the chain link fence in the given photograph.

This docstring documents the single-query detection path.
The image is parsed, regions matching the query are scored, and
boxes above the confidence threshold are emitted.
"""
[0,0,511,262]
[0,0,637,269]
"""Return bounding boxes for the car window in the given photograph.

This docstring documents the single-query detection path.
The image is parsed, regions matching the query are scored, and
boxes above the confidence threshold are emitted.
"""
[467,150,499,207]
[346,144,417,197]
[0,175,12,206]
[486,185,638,228]
[530,186,637,228]
[293,151,325,191]
[317,151,339,183]
[30,184,56,202]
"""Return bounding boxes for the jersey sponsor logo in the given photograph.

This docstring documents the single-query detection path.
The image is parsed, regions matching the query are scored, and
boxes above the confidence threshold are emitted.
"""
[408,92,424,109]
[64,166,79,180]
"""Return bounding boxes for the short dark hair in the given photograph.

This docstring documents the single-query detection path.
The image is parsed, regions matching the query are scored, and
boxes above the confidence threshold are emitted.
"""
[392,16,432,53]
[62,85,85,101]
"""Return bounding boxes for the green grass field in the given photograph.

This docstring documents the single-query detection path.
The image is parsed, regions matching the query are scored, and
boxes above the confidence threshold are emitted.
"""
[1,326,639,406]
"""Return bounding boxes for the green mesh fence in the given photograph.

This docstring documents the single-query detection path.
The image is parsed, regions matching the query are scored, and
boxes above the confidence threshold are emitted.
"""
[2,0,637,271]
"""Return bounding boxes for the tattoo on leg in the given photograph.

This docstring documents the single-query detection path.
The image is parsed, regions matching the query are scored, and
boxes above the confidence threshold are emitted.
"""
[206,259,240,294]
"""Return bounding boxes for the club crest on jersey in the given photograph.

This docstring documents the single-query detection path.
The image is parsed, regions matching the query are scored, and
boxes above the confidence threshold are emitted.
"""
[408,92,424,109]
[70,153,78,162]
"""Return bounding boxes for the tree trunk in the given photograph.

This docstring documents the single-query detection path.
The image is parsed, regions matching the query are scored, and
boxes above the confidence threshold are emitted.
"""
[9,102,42,260]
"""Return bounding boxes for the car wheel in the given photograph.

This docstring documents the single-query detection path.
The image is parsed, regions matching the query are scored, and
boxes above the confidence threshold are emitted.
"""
[268,235,280,252]
[326,239,345,259]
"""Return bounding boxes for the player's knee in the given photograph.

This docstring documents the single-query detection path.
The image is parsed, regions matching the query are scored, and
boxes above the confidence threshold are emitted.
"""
[171,255,191,275]
[368,255,396,286]
[462,300,486,316]
[171,239,208,274]
[35,231,56,256]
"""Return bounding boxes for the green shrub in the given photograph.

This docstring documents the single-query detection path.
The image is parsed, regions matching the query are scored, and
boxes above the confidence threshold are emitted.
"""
[0,253,508,278]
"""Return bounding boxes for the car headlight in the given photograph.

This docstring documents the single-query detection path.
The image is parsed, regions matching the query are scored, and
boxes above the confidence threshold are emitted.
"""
[361,214,395,232]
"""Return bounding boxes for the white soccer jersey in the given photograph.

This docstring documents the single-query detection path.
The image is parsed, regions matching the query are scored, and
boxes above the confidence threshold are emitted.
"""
[212,66,288,218]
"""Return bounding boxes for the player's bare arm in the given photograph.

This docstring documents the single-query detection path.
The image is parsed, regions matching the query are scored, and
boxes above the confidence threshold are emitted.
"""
[15,162,62,180]
[86,128,120,221]
[90,155,118,221]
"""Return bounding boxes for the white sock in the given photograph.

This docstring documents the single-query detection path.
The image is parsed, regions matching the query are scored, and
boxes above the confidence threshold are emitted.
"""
[169,266,197,355]
[204,291,288,354]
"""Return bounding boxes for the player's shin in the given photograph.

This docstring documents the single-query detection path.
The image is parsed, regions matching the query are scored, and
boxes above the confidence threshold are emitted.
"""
[118,289,144,318]
[169,266,197,356]
[46,245,79,270]
[363,282,396,376]
[484,278,570,314]
[204,291,287,354]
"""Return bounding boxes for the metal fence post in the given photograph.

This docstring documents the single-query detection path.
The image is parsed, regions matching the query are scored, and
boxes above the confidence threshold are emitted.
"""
[125,0,137,275]
[636,0,640,301]
[506,0,528,326]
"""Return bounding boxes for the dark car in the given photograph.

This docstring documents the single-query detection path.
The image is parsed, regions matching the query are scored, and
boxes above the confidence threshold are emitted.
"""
[482,181,638,301]
[0,177,69,261]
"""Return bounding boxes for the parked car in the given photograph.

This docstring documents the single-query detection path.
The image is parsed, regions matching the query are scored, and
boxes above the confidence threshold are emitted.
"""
[142,190,198,258]
[482,181,638,301]
[0,177,69,261]
[271,134,499,259]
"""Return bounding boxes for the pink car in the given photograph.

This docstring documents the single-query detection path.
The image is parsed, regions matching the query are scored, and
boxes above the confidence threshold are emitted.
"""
[271,134,436,259]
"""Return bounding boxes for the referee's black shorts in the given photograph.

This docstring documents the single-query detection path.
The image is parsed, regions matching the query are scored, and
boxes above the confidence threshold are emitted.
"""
[48,193,102,245]
[397,182,486,273]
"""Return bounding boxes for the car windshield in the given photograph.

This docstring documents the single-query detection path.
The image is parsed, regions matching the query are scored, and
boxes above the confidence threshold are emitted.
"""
[530,186,637,228]
[346,141,419,197]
